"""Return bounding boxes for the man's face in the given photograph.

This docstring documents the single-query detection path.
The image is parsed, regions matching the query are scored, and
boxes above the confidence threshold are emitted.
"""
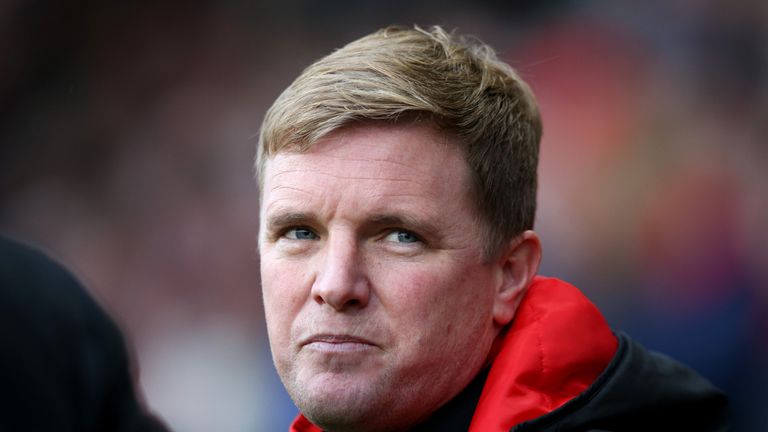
[259,122,502,431]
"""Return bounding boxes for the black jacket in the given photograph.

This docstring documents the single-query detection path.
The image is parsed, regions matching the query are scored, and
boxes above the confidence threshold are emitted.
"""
[513,332,729,432]
[0,235,169,432]
[411,278,729,432]
[414,333,728,432]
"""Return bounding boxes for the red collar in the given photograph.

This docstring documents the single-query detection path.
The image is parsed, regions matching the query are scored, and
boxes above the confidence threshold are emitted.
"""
[468,276,617,431]
[290,276,617,432]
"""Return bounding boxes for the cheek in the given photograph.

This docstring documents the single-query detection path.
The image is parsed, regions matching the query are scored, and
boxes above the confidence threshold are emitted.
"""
[376,261,498,384]
[261,258,308,338]
[377,261,494,337]
[377,266,440,308]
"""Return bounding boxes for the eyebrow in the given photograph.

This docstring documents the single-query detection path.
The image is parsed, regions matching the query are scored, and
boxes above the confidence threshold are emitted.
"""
[265,212,317,232]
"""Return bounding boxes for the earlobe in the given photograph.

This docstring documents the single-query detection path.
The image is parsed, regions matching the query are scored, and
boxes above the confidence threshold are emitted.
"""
[492,230,542,327]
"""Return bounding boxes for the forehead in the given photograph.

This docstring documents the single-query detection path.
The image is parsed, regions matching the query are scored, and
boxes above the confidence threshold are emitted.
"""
[259,123,476,225]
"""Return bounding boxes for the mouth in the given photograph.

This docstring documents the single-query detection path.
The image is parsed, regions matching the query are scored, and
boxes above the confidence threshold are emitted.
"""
[301,334,378,353]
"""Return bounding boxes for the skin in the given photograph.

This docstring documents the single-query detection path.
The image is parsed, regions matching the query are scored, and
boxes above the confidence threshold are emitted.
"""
[259,121,541,432]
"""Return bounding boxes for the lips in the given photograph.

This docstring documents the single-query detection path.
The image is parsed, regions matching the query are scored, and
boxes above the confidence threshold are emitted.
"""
[301,334,379,352]
[302,334,375,346]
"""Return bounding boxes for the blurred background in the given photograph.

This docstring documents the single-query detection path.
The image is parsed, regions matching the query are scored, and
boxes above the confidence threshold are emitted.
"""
[1,0,766,430]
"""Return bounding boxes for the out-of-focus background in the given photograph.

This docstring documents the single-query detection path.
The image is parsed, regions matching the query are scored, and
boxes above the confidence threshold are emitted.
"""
[1,0,766,430]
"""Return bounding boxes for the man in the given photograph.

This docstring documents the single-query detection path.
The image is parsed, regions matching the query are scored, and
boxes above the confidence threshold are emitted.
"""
[0,235,169,432]
[256,26,727,431]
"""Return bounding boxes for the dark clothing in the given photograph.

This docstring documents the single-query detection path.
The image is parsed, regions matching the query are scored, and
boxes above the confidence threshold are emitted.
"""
[512,333,728,432]
[290,277,728,432]
[410,367,490,432]
[410,334,728,432]
[0,235,169,432]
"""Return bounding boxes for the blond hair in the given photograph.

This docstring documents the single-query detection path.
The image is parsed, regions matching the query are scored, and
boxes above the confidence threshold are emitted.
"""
[257,25,542,259]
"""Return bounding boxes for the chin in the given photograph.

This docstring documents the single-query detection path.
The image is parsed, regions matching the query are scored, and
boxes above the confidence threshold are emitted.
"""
[297,394,378,432]
[291,376,408,432]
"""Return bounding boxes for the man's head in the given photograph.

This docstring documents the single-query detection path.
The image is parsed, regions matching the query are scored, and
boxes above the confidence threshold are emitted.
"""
[257,26,542,431]
[258,25,541,259]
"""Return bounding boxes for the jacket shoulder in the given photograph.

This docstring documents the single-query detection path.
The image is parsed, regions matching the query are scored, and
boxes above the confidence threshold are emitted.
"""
[514,332,729,432]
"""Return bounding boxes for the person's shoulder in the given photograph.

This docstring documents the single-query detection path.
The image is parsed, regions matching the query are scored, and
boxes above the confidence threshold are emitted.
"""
[596,333,728,426]
[1,234,84,299]
[0,234,171,432]
[0,234,107,327]
[515,332,729,432]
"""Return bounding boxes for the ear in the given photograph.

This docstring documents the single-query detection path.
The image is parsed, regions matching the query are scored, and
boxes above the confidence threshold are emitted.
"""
[492,230,542,327]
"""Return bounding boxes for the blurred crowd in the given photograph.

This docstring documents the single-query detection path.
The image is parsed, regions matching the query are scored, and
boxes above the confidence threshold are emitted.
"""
[1,1,766,430]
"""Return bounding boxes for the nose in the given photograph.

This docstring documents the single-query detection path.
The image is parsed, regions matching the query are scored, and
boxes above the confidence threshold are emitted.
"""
[311,235,371,311]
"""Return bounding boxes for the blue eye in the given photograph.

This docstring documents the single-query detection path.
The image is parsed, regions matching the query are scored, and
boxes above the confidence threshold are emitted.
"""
[385,230,420,244]
[285,228,318,240]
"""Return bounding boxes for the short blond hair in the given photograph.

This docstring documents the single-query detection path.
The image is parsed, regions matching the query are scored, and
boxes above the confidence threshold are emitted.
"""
[257,25,542,259]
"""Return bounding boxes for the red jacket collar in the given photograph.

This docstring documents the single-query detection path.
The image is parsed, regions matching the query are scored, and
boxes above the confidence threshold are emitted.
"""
[290,276,617,432]
[468,276,617,431]
[290,415,320,432]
